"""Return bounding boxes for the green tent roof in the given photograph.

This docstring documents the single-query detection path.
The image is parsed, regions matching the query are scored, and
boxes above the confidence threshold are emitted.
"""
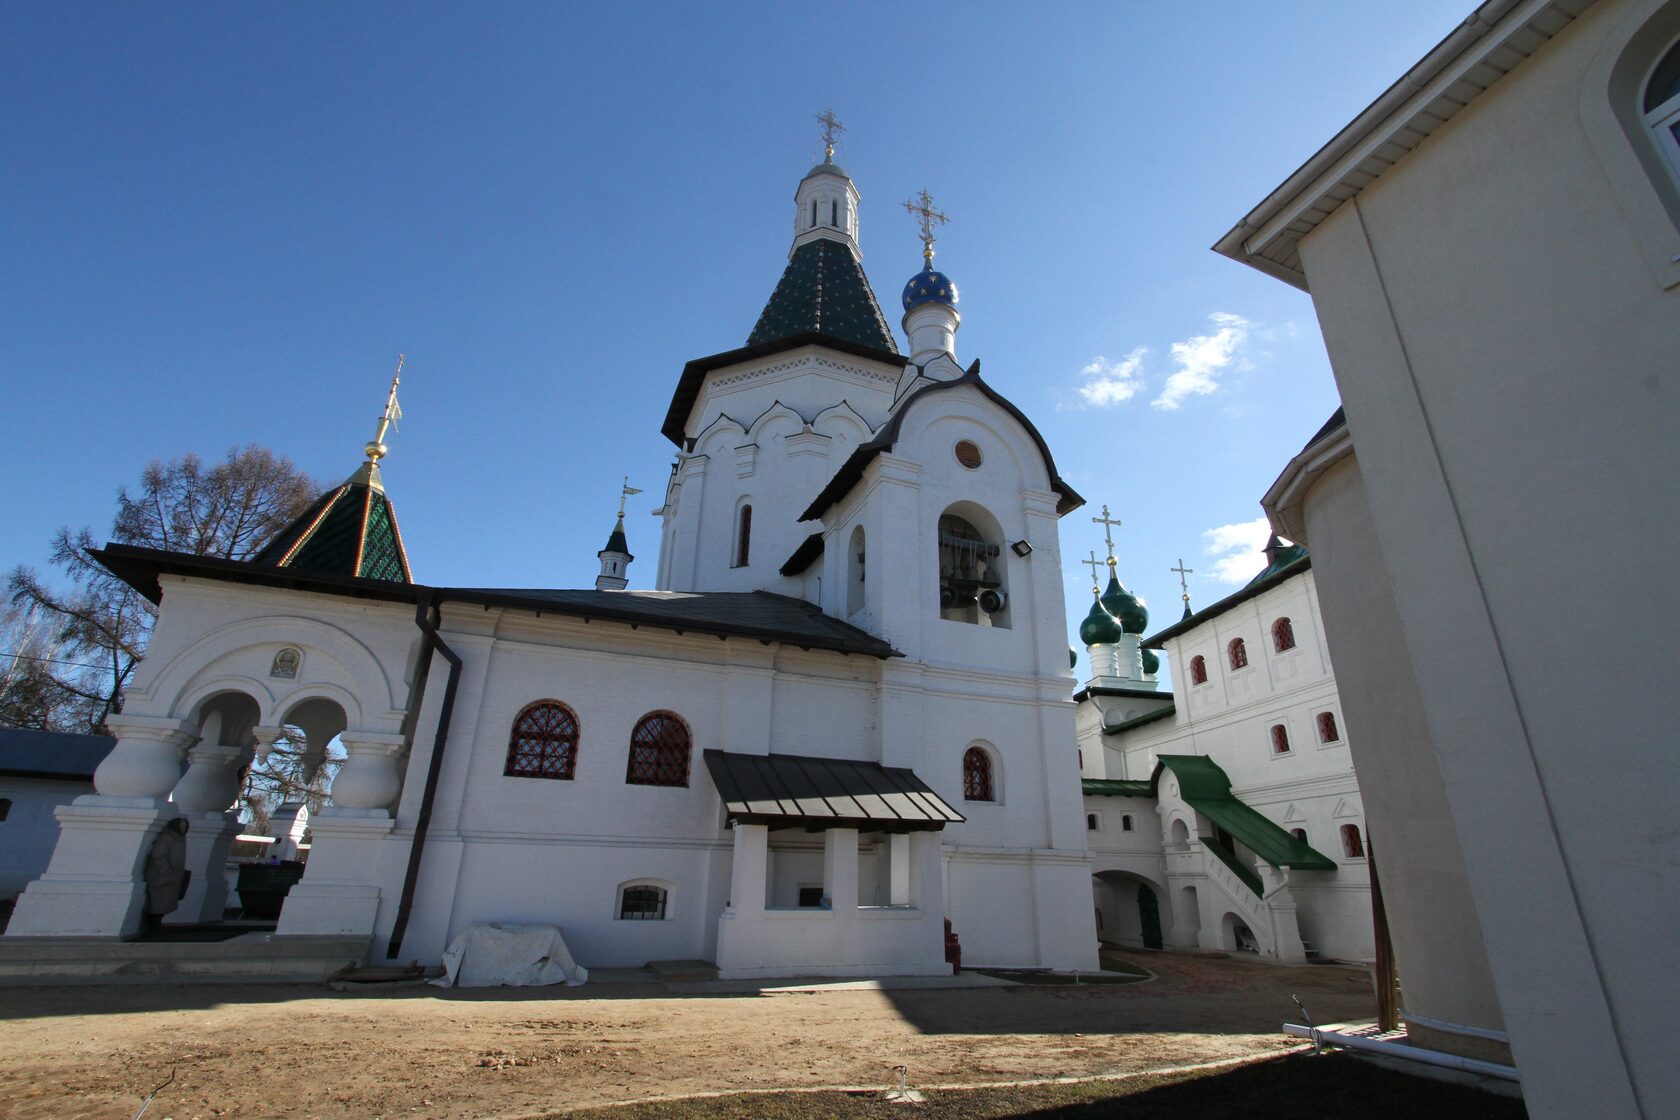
[252,467,412,584]
[1152,755,1334,871]
[746,238,898,353]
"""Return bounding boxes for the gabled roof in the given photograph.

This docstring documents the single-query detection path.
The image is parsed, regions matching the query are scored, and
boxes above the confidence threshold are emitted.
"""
[251,467,412,584]
[747,238,899,355]
[0,728,115,782]
[1152,755,1335,871]
[799,360,1084,522]
[661,332,905,448]
[1214,0,1591,289]
[91,544,900,660]
[779,532,825,577]
[704,748,964,831]
[1143,550,1311,649]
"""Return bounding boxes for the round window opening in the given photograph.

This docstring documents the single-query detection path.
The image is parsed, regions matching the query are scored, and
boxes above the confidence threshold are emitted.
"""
[954,440,983,469]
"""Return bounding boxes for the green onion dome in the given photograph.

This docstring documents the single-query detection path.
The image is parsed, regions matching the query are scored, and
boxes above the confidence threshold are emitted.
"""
[1069,645,1079,670]
[1101,573,1149,635]
[1079,595,1125,646]
[1141,648,1160,675]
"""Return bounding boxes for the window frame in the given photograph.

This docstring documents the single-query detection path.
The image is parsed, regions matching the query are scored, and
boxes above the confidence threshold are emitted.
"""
[733,503,752,568]
[1189,655,1208,686]
[504,700,581,781]
[1317,710,1342,745]
[1341,823,1366,860]
[962,745,995,802]
[1269,723,1292,756]
[1227,637,1249,671]
[625,711,692,788]
[1271,616,1296,653]
[615,880,672,921]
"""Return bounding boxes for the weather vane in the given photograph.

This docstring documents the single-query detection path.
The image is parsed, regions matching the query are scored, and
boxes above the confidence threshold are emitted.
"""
[902,189,949,266]
[618,476,643,517]
[815,109,844,162]
[1091,505,1123,568]
[365,354,405,463]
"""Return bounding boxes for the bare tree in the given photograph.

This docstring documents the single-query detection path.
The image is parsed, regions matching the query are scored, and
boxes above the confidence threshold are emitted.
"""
[6,445,319,735]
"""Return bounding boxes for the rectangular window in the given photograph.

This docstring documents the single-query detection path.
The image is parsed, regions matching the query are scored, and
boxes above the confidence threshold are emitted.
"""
[797,886,825,908]
[618,885,667,920]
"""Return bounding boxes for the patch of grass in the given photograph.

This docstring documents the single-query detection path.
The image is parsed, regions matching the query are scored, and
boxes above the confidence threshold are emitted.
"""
[559,1053,1527,1119]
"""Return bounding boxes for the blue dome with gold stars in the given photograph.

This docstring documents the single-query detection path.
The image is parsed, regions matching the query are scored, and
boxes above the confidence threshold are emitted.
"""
[902,267,958,312]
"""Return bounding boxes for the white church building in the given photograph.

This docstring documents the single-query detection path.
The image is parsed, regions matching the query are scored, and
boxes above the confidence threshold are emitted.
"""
[5,142,1102,978]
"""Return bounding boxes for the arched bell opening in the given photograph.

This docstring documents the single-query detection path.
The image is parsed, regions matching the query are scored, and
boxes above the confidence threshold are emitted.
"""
[936,501,1010,628]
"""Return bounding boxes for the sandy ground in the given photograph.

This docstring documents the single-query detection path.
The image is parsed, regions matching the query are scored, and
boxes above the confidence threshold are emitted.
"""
[0,952,1375,1120]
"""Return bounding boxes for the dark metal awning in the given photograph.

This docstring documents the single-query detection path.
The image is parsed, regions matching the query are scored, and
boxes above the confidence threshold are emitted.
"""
[703,749,965,832]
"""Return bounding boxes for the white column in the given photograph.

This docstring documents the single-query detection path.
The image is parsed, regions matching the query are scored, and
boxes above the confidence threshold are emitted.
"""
[92,713,199,800]
[889,834,912,906]
[171,741,250,925]
[327,731,407,816]
[823,827,859,911]
[727,822,768,913]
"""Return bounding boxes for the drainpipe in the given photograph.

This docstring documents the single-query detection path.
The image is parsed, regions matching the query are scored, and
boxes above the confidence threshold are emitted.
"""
[385,589,464,960]
[1281,1023,1519,1082]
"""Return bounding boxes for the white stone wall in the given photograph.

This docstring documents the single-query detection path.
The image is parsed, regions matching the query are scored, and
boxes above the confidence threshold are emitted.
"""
[0,777,93,902]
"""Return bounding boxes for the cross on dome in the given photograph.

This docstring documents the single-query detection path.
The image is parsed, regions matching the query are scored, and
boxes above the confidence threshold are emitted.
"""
[1081,550,1105,593]
[364,355,404,464]
[903,189,949,266]
[1091,504,1123,568]
[815,109,845,162]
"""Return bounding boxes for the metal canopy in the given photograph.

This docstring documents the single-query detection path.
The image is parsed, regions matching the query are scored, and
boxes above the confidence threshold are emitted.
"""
[703,749,964,832]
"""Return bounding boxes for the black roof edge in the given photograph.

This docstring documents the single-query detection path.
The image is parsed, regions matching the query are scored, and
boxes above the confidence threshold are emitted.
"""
[1302,406,1346,452]
[661,333,907,447]
[1144,553,1312,648]
[1072,685,1173,703]
[799,359,1084,522]
[779,532,826,576]
[93,544,900,660]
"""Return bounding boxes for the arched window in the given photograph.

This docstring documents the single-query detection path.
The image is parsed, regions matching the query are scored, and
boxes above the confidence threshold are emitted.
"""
[0,797,11,821]
[626,712,691,787]
[830,199,839,226]
[1270,724,1291,755]
[1290,827,1308,843]
[1121,813,1134,832]
[1341,823,1365,859]
[937,507,1008,627]
[1086,812,1099,831]
[1317,711,1341,743]
[1189,655,1208,686]
[618,882,669,920]
[1228,638,1248,671]
[847,524,866,615]
[1645,38,1680,185]
[810,198,818,228]
[1271,617,1296,653]
[962,746,994,801]
[505,701,580,780]
[734,504,752,568]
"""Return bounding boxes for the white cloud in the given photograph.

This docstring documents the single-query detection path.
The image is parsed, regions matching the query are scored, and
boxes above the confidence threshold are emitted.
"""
[1203,515,1272,585]
[1074,347,1147,407]
[1152,312,1251,411]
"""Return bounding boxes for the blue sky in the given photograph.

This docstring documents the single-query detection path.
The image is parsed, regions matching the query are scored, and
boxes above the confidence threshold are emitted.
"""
[1,2,1470,666]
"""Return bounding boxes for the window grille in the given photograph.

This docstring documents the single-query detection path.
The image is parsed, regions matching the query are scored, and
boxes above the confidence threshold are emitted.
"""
[962,746,994,801]
[619,884,667,920]
[627,712,691,787]
[505,702,579,780]
[1190,655,1208,685]
[1341,824,1365,858]
[1317,711,1340,743]
[1270,724,1291,754]
[1228,638,1249,671]
[1272,617,1296,652]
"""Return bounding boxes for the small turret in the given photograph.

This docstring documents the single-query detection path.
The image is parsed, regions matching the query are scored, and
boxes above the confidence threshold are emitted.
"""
[901,189,961,376]
[596,478,641,591]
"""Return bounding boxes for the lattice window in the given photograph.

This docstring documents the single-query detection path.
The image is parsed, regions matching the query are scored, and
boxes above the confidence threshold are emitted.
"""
[618,884,668,920]
[1189,655,1208,686]
[504,701,579,780]
[1270,724,1291,755]
[1341,824,1365,859]
[1228,638,1249,671]
[962,746,994,801]
[1317,711,1341,743]
[1272,616,1296,653]
[626,712,691,787]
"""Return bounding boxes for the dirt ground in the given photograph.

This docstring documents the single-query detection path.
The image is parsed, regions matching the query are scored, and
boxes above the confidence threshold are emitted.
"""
[0,952,1376,1120]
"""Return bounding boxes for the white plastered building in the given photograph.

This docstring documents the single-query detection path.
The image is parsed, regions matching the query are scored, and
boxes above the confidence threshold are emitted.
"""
[1071,540,1373,967]
[5,150,1100,979]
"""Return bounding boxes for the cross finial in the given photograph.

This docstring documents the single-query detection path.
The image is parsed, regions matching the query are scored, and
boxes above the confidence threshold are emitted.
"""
[815,109,845,162]
[365,354,404,463]
[618,476,644,518]
[1091,504,1123,568]
[1081,550,1105,593]
[902,189,949,266]
[1170,558,1194,603]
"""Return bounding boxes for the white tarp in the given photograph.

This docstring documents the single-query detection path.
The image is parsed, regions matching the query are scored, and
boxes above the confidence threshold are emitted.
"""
[429,922,589,988]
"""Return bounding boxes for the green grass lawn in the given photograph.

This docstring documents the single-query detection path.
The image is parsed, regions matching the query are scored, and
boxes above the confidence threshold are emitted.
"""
[560,1052,1526,1119]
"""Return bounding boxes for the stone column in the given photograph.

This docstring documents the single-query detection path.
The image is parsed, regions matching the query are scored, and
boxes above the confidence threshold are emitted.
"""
[169,737,252,925]
[274,729,406,938]
[888,834,912,906]
[1258,865,1307,963]
[5,714,198,938]
[822,827,859,911]
[726,822,768,914]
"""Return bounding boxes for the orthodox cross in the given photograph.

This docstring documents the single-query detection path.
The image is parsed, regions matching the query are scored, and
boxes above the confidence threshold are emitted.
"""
[1091,505,1123,567]
[903,189,949,266]
[1081,551,1105,592]
[1171,558,1195,609]
[815,109,845,160]
[366,355,404,462]
[618,476,643,517]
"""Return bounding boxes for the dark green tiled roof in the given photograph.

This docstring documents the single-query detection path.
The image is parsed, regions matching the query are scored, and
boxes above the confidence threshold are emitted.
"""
[252,475,413,584]
[1082,778,1152,798]
[747,239,898,354]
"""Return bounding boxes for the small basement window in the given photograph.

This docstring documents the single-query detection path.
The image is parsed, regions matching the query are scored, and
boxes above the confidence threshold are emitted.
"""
[618,883,668,920]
